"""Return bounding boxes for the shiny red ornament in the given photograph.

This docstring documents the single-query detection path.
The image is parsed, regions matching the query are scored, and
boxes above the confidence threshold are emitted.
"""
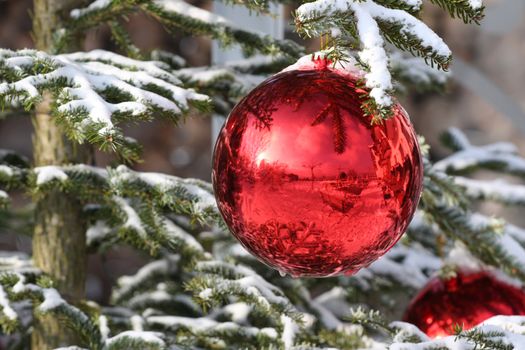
[212,59,423,277]
[404,271,525,338]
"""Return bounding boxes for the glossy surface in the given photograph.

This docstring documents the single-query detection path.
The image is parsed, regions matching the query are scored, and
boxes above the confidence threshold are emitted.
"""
[404,271,525,338]
[212,66,423,277]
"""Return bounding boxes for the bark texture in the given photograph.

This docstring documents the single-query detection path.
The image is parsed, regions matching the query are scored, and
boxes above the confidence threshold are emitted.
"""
[31,0,89,348]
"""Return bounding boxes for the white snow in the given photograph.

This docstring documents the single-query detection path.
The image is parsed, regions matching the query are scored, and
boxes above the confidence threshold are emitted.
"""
[280,315,298,349]
[105,331,165,347]
[222,302,251,324]
[130,314,144,332]
[198,288,213,300]
[34,166,68,185]
[12,273,26,294]
[0,165,14,177]
[359,1,450,57]
[390,321,429,343]
[86,221,112,245]
[445,242,483,272]
[390,51,449,86]
[70,0,111,18]
[113,165,217,213]
[469,213,525,269]
[468,0,483,10]
[355,243,441,289]
[99,315,110,341]
[146,315,278,339]
[153,0,258,34]
[314,287,350,319]
[114,258,173,301]
[0,252,32,269]
[113,196,147,238]
[434,130,525,173]
[0,285,17,320]
[0,50,209,137]
[39,288,66,312]
[352,2,392,106]
[175,66,265,95]
[163,218,204,251]
[390,315,525,349]
[400,0,422,10]
[295,0,451,107]
[454,176,525,204]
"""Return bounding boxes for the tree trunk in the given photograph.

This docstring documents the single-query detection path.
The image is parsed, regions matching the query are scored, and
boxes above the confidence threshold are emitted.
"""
[31,0,90,348]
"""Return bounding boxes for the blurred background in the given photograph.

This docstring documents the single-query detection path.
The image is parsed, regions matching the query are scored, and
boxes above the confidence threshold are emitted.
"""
[0,0,523,303]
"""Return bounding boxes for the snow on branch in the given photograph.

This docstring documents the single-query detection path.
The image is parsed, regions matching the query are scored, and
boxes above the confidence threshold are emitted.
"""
[109,165,218,223]
[0,49,210,161]
[113,257,180,304]
[105,331,165,350]
[390,51,449,93]
[69,0,303,59]
[27,164,216,257]
[422,160,525,283]
[295,0,455,108]
[436,127,525,175]
[454,176,525,206]
[390,316,525,350]
[29,164,218,226]
[189,261,302,322]
[428,0,484,24]
[144,0,302,57]
[0,273,104,347]
[350,308,524,350]
[146,315,279,346]
[354,242,441,290]
[175,66,266,115]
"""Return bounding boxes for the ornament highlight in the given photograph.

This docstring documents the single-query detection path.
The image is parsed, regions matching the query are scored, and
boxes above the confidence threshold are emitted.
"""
[212,59,423,277]
[404,270,525,338]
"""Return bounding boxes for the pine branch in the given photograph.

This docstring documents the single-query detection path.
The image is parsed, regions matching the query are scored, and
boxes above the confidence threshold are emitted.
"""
[0,49,211,162]
[175,66,266,116]
[188,261,303,322]
[150,50,186,70]
[0,273,104,349]
[390,50,450,93]
[453,176,525,206]
[141,0,303,58]
[436,128,525,176]
[105,331,166,350]
[428,0,484,24]
[108,20,143,60]
[112,257,181,304]
[146,315,280,349]
[422,161,525,282]
[295,0,452,111]
[68,0,303,59]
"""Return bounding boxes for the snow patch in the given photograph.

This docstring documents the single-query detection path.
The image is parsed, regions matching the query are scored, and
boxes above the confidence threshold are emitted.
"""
[34,166,68,185]
[39,288,66,312]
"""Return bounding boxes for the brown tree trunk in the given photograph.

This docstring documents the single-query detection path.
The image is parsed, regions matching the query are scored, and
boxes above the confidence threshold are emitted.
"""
[31,0,90,348]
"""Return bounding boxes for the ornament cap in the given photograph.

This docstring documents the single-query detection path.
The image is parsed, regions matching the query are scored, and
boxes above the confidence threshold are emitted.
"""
[310,54,332,70]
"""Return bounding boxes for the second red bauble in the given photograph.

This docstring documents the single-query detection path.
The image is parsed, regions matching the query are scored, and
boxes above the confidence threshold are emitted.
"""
[404,270,525,338]
[212,61,423,277]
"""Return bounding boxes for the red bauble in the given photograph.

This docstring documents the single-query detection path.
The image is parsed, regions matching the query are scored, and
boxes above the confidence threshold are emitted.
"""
[212,60,423,277]
[404,271,525,338]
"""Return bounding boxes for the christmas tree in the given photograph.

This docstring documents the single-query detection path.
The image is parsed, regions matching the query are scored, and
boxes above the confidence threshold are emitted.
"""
[0,0,525,349]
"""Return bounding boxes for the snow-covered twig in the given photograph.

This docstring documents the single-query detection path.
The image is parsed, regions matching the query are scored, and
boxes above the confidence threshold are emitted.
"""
[0,49,210,161]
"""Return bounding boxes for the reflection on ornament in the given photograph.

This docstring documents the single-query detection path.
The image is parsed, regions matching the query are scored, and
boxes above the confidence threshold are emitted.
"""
[404,270,525,338]
[212,60,423,277]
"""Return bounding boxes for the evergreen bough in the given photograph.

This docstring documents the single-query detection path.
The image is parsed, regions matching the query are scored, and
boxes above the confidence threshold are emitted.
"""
[1,0,524,349]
